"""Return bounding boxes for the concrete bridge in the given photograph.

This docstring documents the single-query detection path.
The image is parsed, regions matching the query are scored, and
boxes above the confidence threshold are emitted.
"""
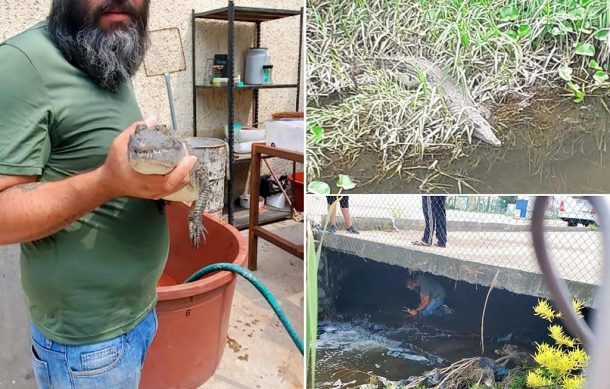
[319,221,601,308]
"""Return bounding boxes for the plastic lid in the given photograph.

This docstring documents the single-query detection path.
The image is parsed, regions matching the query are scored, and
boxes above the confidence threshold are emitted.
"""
[263,65,274,68]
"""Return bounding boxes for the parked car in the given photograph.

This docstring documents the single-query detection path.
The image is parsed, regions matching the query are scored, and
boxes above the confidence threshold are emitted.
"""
[557,197,598,227]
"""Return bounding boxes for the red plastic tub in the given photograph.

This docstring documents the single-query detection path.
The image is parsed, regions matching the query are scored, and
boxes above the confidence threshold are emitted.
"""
[288,171,304,212]
[140,203,247,389]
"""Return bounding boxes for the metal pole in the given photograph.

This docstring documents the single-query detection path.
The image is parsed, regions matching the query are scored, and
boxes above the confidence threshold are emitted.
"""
[228,0,235,225]
[191,9,197,137]
[164,73,178,132]
[253,21,261,128]
[296,7,303,111]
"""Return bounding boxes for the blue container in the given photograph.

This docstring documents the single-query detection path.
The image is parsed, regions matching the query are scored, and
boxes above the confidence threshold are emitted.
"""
[515,199,528,218]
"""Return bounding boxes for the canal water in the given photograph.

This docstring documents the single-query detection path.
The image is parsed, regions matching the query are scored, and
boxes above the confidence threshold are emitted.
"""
[318,93,610,193]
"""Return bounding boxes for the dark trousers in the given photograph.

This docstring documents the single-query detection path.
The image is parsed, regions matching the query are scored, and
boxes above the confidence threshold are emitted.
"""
[421,196,447,245]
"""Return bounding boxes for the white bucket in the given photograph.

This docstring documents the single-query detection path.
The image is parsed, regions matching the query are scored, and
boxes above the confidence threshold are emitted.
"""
[186,137,227,219]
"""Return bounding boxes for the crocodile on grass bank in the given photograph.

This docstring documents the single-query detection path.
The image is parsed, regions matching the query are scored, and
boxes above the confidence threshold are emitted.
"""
[353,56,502,147]
[128,124,211,248]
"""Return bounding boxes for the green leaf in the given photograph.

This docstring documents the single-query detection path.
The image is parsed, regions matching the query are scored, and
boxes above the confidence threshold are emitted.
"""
[518,24,532,37]
[460,31,470,48]
[506,30,518,40]
[567,82,585,103]
[594,29,609,41]
[310,125,325,142]
[593,70,609,84]
[574,42,595,56]
[499,5,519,21]
[308,181,331,194]
[336,175,356,190]
[588,60,602,70]
[558,66,573,81]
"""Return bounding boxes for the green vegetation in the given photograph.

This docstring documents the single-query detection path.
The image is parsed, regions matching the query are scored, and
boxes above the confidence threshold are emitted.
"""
[306,225,318,388]
[307,0,610,191]
[526,299,588,388]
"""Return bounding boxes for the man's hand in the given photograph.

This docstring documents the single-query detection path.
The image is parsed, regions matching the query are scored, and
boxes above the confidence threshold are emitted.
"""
[402,306,418,316]
[97,118,197,200]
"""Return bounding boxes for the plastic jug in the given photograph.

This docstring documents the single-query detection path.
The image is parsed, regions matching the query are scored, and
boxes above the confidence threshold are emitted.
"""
[245,48,270,85]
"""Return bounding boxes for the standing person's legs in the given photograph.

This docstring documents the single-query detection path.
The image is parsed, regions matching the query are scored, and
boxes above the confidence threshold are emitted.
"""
[339,196,351,227]
[421,196,435,245]
[326,196,338,232]
[30,309,158,389]
[433,196,447,246]
[339,197,359,233]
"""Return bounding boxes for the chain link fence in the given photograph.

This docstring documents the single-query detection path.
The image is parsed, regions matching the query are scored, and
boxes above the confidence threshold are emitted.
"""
[308,195,603,306]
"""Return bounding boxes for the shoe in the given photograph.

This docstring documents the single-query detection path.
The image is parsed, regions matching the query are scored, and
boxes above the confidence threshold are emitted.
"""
[326,225,337,233]
[435,242,446,248]
[412,240,431,246]
[346,226,359,234]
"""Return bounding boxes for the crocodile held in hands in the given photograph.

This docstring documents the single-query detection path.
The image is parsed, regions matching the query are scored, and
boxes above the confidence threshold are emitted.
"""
[128,124,210,247]
[354,57,502,147]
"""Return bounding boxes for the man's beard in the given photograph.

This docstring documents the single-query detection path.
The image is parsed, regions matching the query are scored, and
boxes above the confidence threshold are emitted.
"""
[48,0,149,92]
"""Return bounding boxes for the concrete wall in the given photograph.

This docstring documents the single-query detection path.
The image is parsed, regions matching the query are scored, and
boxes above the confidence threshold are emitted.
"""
[321,235,598,308]
[0,245,34,388]
[1,0,304,136]
[1,0,304,205]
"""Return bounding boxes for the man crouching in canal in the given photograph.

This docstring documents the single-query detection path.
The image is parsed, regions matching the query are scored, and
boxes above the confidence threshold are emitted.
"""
[0,0,196,387]
[404,274,447,318]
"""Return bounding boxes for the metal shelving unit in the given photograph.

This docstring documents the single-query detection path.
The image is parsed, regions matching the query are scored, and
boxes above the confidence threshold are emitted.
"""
[192,2,303,229]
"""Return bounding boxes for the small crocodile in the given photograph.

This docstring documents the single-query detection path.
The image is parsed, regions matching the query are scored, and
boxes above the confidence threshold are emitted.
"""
[353,57,502,147]
[128,124,210,247]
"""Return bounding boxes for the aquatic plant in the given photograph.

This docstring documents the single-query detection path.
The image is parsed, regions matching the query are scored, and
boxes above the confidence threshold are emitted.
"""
[307,0,610,191]
[526,299,588,388]
[306,225,318,388]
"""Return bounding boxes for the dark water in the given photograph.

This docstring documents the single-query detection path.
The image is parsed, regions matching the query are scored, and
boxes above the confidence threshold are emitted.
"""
[319,93,610,193]
[316,253,551,387]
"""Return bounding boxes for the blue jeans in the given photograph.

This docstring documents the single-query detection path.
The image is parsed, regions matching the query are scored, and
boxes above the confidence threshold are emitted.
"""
[30,309,158,389]
[420,298,445,317]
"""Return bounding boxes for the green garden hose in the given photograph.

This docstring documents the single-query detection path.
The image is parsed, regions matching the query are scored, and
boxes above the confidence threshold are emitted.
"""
[184,263,304,355]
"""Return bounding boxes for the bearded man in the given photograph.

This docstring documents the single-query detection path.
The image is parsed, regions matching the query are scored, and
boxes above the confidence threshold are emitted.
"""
[0,0,196,387]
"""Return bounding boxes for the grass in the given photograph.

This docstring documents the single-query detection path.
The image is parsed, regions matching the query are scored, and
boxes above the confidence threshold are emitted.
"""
[307,0,610,192]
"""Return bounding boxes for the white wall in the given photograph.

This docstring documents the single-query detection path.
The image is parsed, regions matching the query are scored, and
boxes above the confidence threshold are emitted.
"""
[0,0,304,138]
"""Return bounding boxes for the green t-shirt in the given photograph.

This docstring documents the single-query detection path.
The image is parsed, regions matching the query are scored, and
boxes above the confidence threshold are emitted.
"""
[418,275,446,300]
[0,21,169,345]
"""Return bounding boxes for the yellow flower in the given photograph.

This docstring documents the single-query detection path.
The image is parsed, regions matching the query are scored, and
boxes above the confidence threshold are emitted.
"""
[533,343,575,377]
[534,299,561,321]
[527,370,554,387]
[567,347,588,369]
[563,375,585,389]
[549,324,576,348]
[572,299,584,318]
